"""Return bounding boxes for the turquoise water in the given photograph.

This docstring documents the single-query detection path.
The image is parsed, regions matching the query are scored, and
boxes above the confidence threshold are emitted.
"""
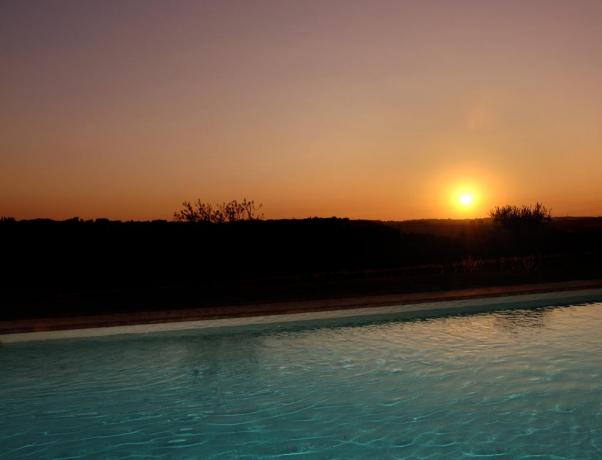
[2,303,602,459]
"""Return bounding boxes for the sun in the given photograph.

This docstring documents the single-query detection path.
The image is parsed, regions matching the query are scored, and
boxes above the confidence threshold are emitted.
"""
[458,193,474,207]
[451,187,479,213]
[439,172,493,216]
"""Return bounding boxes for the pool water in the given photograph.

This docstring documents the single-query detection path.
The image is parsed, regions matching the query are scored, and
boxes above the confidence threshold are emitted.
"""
[2,302,602,459]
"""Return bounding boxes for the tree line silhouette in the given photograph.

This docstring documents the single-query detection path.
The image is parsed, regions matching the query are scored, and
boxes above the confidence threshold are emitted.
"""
[490,202,552,229]
[1,201,601,320]
[174,199,263,223]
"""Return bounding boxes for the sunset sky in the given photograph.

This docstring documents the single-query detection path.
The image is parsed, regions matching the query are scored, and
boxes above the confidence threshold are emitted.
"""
[2,0,602,220]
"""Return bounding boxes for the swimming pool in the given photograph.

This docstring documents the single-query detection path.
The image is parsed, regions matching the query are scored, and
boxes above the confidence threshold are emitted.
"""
[2,301,602,459]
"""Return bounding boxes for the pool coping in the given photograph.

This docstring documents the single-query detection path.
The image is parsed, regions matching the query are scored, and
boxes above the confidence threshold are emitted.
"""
[2,280,602,343]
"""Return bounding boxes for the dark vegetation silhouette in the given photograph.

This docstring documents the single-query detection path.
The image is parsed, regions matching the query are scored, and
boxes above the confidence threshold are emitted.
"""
[1,202,601,321]
[174,199,263,223]
[490,203,552,229]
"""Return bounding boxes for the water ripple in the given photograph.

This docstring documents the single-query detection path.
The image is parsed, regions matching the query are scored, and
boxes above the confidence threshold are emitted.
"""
[2,302,602,458]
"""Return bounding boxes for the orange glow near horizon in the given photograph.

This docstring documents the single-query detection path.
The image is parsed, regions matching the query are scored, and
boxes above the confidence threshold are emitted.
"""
[2,2,602,221]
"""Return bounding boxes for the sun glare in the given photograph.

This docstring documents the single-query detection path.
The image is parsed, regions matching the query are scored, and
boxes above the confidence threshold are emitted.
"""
[458,193,474,207]
[436,172,492,218]
[450,186,480,214]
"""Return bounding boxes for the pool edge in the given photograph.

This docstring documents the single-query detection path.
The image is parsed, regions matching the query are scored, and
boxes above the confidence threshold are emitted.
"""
[3,287,602,343]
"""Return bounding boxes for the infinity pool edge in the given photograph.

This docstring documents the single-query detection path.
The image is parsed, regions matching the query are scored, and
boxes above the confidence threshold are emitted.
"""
[3,286,602,343]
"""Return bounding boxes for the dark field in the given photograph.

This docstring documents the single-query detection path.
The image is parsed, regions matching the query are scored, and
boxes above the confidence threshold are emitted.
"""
[2,217,602,320]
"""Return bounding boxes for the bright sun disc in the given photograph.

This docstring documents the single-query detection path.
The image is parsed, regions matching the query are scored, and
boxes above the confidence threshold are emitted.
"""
[458,193,473,206]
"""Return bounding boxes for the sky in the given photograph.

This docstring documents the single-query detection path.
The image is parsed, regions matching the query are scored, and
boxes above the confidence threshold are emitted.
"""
[1,0,602,220]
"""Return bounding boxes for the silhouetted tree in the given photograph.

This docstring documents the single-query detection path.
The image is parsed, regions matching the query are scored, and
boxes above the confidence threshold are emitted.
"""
[174,198,263,223]
[490,203,552,229]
